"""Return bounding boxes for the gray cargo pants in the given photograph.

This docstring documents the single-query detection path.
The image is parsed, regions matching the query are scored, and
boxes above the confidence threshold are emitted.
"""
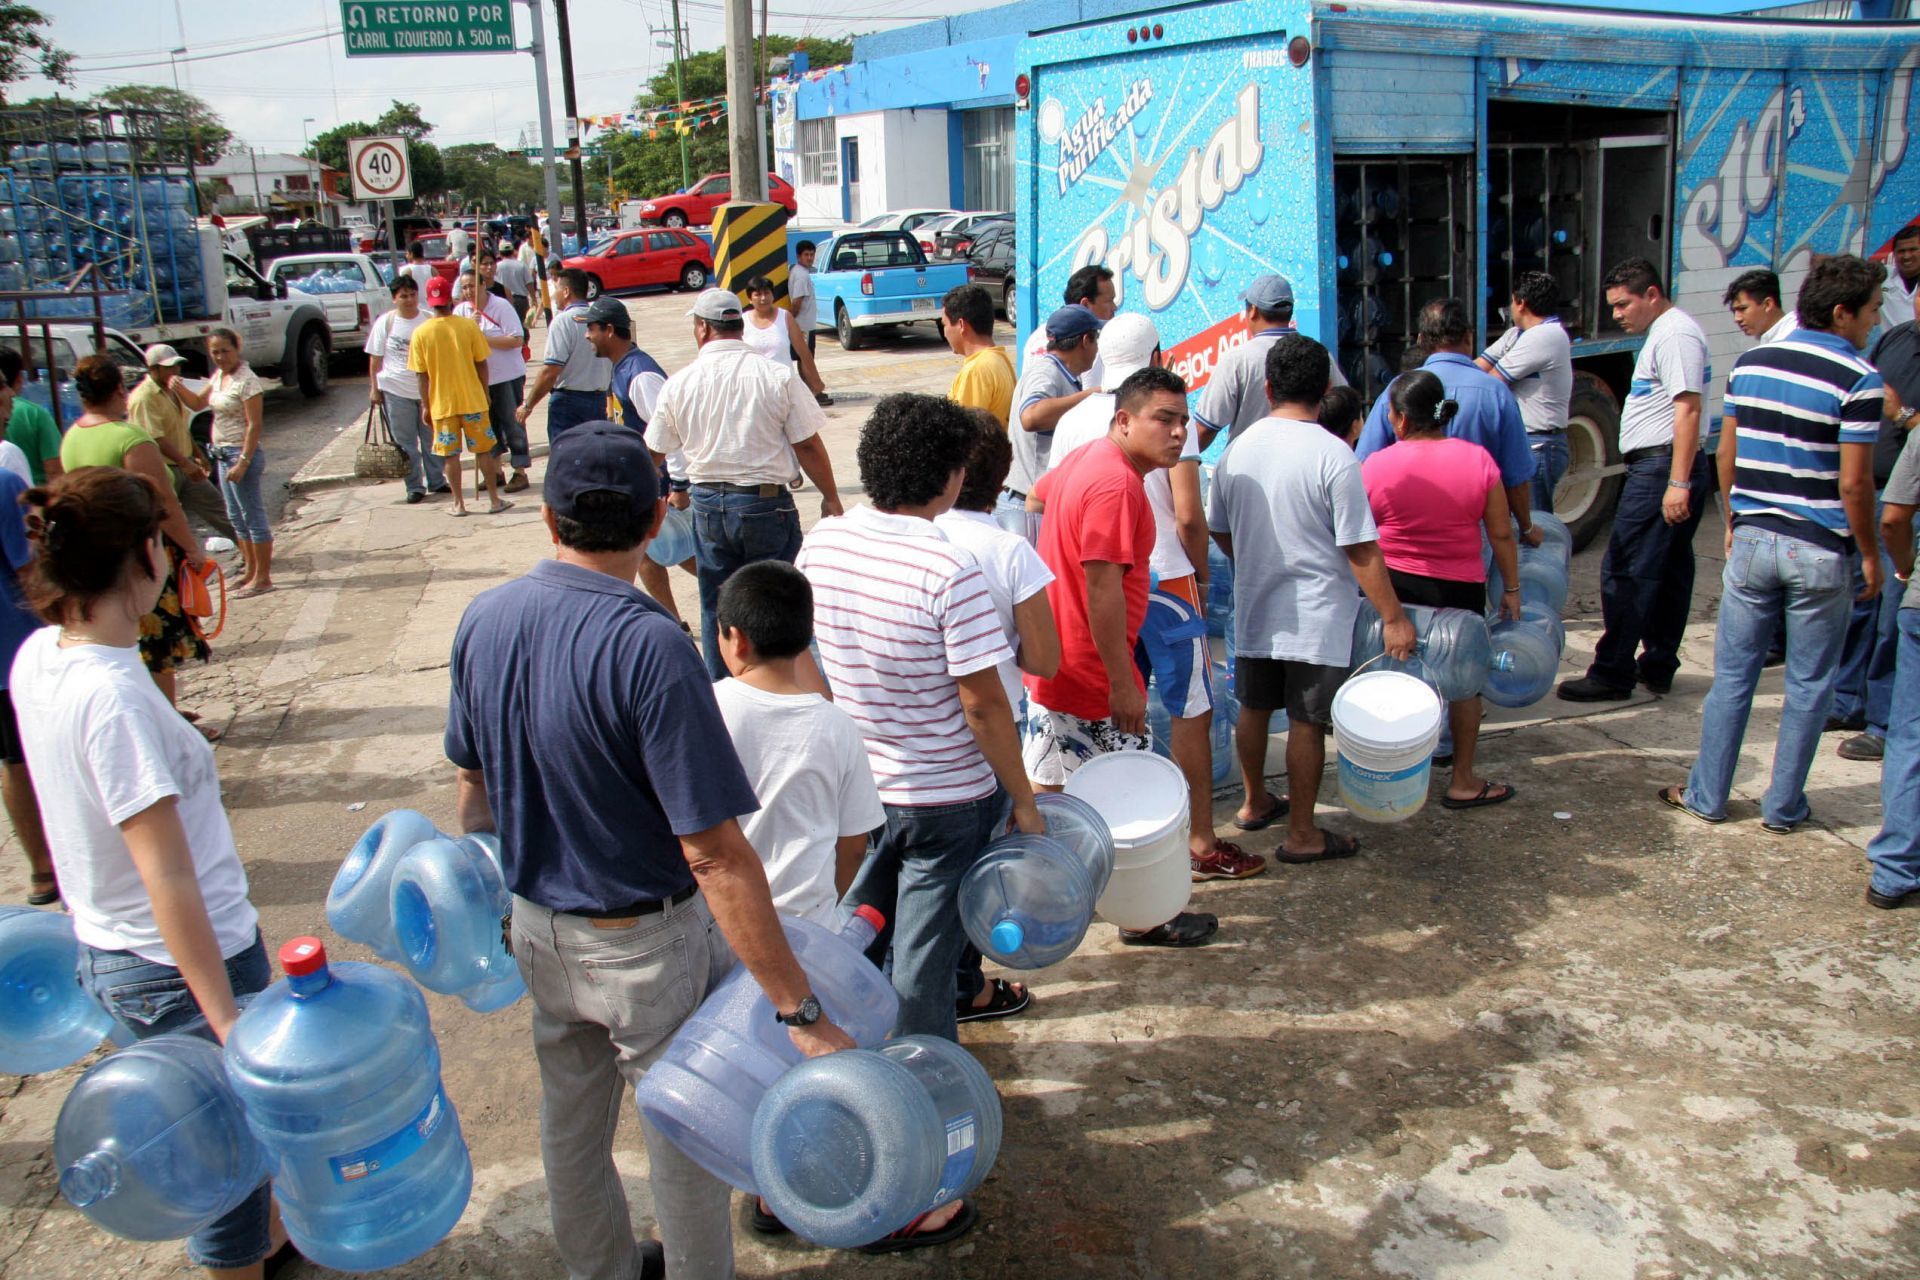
[176,467,237,542]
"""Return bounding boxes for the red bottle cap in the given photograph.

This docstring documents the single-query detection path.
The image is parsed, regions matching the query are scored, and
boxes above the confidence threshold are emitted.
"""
[279,936,327,977]
[852,904,886,932]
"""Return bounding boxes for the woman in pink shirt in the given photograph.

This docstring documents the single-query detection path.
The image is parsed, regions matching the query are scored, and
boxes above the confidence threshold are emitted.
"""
[1360,370,1522,810]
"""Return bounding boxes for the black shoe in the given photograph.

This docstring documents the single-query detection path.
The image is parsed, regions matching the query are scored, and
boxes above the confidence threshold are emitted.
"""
[1557,676,1632,703]
[1867,886,1918,909]
[637,1239,665,1280]
[1824,713,1867,734]
[1762,648,1787,668]
[1837,733,1885,762]
[406,491,425,504]
[429,485,452,495]
[1638,673,1673,696]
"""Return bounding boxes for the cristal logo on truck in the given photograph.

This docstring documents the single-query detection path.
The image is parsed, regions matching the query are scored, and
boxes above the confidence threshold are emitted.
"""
[1065,85,1263,312]
[1058,80,1155,195]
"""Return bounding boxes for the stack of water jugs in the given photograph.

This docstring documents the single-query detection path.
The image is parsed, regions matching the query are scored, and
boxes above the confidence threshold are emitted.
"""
[1146,467,1250,783]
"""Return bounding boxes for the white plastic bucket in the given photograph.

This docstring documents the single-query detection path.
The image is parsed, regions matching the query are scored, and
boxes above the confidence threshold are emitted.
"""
[1063,750,1192,931]
[1333,669,1443,824]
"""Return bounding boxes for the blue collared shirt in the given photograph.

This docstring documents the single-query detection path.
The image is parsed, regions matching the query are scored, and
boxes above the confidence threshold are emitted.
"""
[1356,352,1536,488]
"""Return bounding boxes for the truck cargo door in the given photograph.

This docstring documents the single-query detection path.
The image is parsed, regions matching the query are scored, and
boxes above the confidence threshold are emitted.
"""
[1594,135,1672,335]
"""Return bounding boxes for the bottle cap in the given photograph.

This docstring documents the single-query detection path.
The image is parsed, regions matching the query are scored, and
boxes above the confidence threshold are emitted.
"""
[279,936,327,977]
[990,919,1026,955]
[852,904,886,933]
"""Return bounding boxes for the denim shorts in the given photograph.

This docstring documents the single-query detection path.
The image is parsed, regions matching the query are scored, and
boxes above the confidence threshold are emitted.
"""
[79,931,274,1269]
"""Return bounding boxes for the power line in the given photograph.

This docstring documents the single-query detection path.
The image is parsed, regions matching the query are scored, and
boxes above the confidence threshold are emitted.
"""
[69,30,335,73]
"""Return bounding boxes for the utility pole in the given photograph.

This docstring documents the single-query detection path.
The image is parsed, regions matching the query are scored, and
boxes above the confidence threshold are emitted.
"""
[551,0,591,247]
[724,0,765,200]
[520,0,563,243]
[758,0,771,176]
[663,0,691,189]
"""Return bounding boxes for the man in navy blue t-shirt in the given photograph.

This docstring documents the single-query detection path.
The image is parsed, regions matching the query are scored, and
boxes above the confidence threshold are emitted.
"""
[445,422,851,1280]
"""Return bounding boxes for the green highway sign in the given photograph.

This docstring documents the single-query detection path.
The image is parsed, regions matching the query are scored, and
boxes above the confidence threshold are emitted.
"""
[341,2,515,57]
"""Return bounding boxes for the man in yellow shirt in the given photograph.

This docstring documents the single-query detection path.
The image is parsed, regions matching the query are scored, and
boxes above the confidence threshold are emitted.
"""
[409,275,511,515]
[943,283,1015,428]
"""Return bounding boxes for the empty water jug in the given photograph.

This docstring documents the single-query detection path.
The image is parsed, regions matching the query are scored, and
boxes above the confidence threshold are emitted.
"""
[1350,601,1494,702]
[646,501,695,567]
[389,833,524,1013]
[634,907,897,1192]
[1529,510,1573,569]
[328,809,443,962]
[225,938,471,1273]
[56,1034,268,1241]
[958,792,1113,968]
[1483,615,1562,708]
[1484,547,1569,616]
[0,905,118,1075]
[1211,665,1239,784]
[751,1035,1003,1249]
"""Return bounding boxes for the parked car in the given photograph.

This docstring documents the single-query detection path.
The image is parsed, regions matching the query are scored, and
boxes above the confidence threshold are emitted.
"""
[964,222,1016,316]
[265,252,394,356]
[562,228,713,299]
[932,212,1011,260]
[857,208,959,237]
[630,173,798,228]
[809,231,972,351]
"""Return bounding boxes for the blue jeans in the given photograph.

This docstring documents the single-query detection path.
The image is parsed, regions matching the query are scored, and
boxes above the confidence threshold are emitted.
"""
[1865,608,1920,897]
[992,487,1028,538]
[486,376,531,469]
[213,444,271,543]
[78,932,273,1270]
[1589,451,1711,689]
[384,394,442,496]
[689,487,802,679]
[1830,541,1900,734]
[546,387,606,440]
[847,786,1009,1043]
[1529,431,1569,515]
[1683,525,1852,826]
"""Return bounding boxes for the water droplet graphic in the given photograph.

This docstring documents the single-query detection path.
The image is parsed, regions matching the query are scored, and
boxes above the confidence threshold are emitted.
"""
[1248,192,1273,226]
[1198,237,1226,285]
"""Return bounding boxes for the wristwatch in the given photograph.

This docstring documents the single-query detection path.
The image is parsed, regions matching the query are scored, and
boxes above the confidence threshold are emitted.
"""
[1667,479,1693,491]
[774,994,822,1027]
[1897,406,1918,428]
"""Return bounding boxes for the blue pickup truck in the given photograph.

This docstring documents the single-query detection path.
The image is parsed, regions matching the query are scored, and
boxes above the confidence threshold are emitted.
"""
[809,231,972,350]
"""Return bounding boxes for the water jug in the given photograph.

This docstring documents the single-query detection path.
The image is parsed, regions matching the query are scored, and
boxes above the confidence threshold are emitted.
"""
[1483,541,1569,617]
[1530,510,1573,568]
[752,1036,1003,1249]
[634,907,897,1193]
[1484,614,1563,708]
[1145,679,1173,761]
[0,905,119,1075]
[958,793,1112,969]
[1204,543,1234,640]
[389,833,524,1013]
[1211,663,1239,784]
[225,938,471,1273]
[328,809,443,962]
[56,1033,268,1242]
[1350,601,1493,703]
[646,501,695,567]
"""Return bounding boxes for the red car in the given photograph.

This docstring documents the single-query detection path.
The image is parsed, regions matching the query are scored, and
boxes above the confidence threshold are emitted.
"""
[632,173,797,228]
[563,228,713,299]
[408,233,462,283]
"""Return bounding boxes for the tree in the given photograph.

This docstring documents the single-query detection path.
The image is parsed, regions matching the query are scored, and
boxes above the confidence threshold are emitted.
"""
[89,84,232,163]
[306,102,444,210]
[374,101,433,142]
[0,5,69,104]
[444,142,544,213]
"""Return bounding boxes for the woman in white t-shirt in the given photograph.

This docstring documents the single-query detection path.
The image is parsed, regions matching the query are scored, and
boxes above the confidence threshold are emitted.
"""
[11,467,284,1276]
[743,275,832,407]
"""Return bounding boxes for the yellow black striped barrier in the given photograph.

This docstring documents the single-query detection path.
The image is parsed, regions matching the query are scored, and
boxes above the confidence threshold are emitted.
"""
[712,200,791,307]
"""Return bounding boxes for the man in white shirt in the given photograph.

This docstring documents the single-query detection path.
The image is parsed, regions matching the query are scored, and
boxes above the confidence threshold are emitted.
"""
[1478,269,1574,513]
[447,221,471,262]
[789,241,819,357]
[403,241,435,295]
[645,288,844,678]
[1193,273,1347,449]
[1019,263,1115,386]
[1884,224,1919,332]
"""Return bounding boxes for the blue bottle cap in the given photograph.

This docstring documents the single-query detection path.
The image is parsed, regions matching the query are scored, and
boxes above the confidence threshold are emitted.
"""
[990,919,1025,955]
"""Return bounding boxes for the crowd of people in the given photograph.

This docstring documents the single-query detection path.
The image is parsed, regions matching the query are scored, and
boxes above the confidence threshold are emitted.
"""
[2,217,1915,1280]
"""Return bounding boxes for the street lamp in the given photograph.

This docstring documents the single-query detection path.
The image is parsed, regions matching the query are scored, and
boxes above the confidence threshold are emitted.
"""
[168,47,186,93]
[302,117,319,225]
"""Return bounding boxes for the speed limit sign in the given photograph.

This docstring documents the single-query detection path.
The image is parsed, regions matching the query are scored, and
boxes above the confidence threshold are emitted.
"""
[347,136,413,201]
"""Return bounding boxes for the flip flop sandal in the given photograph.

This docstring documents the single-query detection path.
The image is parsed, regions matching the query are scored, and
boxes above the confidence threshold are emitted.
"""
[448,508,472,518]
[956,977,1031,1024]
[858,1199,979,1254]
[27,873,58,906]
[1657,785,1726,825]
[1118,911,1219,948]
[1275,830,1361,864]
[1441,781,1517,810]
[1232,791,1290,831]
[750,1199,790,1235]
[487,500,516,514]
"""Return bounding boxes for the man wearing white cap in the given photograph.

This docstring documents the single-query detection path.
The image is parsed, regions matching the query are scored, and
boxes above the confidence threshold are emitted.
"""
[1045,314,1266,884]
[1193,273,1345,449]
[126,343,237,542]
[646,287,844,678]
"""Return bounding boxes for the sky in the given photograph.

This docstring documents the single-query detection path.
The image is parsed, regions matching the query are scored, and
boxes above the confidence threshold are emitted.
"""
[25,0,1007,158]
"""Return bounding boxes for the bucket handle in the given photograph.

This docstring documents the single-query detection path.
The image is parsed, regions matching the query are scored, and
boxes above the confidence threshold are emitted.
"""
[1350,650,1436,685]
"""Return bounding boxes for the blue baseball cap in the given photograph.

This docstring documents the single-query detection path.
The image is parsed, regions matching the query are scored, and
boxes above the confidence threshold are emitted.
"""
[1045,305,1105,342]
[543,421,659,520]
[1242,274,1295,311]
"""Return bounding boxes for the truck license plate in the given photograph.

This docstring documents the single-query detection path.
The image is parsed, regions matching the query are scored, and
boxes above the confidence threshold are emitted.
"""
[912,297,936,312]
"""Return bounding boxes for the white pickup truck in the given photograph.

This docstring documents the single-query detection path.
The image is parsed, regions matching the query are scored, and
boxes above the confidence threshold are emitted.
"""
[264,252,393,360]
[116,250,335,397]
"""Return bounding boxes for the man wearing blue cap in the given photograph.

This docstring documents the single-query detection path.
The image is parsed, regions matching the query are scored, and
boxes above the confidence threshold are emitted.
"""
[1194,273,1346,449]
[445,421,853,1280]
[997,306,1101,534]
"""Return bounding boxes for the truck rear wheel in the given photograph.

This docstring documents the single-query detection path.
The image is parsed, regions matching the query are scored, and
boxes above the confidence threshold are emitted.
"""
[835,303,866,352]
[294,324,330,398]
[1559,371,1623,552]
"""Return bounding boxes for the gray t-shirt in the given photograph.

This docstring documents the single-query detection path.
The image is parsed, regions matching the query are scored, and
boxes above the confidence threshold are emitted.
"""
[1207,415,1379,667]
[1617,306,1710,454]
[1482,320,1573,435]
[790,262,817,331]
[1007,352,1080,494]
[1194,327,1347,443]
[544,303,612,392]
[1884,439,1920,611]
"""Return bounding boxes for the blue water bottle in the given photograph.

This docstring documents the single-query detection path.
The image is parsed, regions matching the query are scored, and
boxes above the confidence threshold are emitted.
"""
[751,1035,1003,1249]
[957,793,1113,968]
[327,809,443,962]
[388,833,524,1013]
[0,905,119,1075]
[224,937,472,1272]
[646,502,696,567]
[1350,602,1493,702]
[1484,615,1564,708]
[55,1034,268,1241]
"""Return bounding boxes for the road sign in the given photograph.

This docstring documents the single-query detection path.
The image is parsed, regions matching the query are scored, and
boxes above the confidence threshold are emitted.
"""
[348,136,414,201]
[340,2,515,57]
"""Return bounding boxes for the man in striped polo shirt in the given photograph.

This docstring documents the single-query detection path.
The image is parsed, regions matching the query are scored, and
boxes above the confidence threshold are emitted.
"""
[1662,254,1886,833]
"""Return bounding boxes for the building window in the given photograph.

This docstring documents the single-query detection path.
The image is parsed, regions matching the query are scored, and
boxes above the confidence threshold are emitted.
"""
[799,118,838,187]
[961,108,1013,211]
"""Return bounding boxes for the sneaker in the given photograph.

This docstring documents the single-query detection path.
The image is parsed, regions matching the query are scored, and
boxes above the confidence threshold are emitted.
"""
[1556,676,1632,702]
[204,536,236,553]
[1191,842,1266,881]
[406,491,425,505]
[1837,732,1884,762]
[504,470,531,493]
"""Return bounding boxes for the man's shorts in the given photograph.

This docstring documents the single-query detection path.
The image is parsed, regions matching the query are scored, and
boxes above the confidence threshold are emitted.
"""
[1133,579,1212,719]
[432,412,496,458]
[1235,655,1344,729]
[1023,699,1151,787]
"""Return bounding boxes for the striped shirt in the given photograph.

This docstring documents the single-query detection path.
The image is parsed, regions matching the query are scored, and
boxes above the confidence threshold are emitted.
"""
[797,506,1013,807]
[1724,327,1882,552]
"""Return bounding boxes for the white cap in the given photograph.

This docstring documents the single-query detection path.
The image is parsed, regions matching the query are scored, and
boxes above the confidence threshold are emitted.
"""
[687,287,743,321]
[1096,313,1161,390]
[143,343,187,367]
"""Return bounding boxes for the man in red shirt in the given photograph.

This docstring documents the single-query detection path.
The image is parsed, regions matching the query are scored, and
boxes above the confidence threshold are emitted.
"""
[1023,365,1219,947]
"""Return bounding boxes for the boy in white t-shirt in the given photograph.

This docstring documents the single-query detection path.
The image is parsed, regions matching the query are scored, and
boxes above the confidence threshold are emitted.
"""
[713,560,883,928]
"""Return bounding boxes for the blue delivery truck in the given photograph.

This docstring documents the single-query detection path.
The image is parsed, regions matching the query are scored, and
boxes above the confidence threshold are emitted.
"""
[1013,0,1920,546]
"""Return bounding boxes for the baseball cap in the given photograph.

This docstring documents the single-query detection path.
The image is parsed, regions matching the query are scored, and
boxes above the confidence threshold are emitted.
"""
[142,343,187,367]
[1095,313,1160,387]
[543,421,660,520]
[687,287,743,322]
[424,275,453,307]
[1044,305,1105,342]
[583,296,632,334]
[1241,274,1294,312]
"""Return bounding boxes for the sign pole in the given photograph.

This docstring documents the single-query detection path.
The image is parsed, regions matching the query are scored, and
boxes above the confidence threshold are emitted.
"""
[520,0,564,249]
[724,0,765,202]
[552,0,591,248]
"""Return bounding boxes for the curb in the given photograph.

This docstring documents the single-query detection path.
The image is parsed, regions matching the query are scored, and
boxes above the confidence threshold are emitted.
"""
[287,439,553,495]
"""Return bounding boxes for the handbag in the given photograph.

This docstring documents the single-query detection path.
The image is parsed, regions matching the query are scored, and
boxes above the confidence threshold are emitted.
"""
[180,557,226,641]
[354,401,411,481]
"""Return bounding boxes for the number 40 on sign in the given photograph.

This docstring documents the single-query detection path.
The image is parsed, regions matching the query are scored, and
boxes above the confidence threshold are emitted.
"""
[347,137,415,202]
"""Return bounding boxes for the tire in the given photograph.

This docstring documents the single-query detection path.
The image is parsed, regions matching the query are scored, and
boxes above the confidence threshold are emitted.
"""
[583,274,603,301]
[293,324,329,398]
[664,210,688,228]
[836,303,865,352]
[1001,282,1013,318]
[680,261,709,290]
[1559,371,1623,552]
